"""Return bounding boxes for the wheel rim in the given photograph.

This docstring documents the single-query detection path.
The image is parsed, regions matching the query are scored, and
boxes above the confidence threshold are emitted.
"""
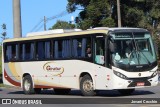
[24,80,31,91]
[83,80,93,92]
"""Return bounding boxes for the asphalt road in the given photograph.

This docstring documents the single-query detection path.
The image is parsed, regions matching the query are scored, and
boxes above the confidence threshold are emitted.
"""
[0,75,160,107]
[0,84,160,107]
[0,85,159,98]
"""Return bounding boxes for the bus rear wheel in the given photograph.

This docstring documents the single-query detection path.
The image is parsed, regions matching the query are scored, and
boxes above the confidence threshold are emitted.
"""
[54,89,71,95]
[118,89,135,95]
[23,75,34,94]
[80,75,96,96]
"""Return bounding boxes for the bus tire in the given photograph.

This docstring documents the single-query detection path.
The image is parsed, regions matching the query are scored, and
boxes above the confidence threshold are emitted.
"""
[34,88,41,94]
[23,75,34,94]
[54,89,71,95]
[80,75,96,96]
[118,89,135,95]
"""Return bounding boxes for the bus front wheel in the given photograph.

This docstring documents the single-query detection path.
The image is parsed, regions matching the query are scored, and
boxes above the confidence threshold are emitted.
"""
[80,75,96,96]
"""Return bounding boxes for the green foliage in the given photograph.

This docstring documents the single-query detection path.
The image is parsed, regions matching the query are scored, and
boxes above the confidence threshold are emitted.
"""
[122,7,144,27]
[67,0,160,30]
[67,0,115,29]
[1,23,7,40]
[100,17,115,27]
[67,0,90,13]
[50,20,75,29]
[78,19,93,30]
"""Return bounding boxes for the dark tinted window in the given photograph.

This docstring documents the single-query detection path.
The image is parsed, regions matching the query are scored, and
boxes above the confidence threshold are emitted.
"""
[72,37,91,58]
[5,44,18,61]
[36,41,51,60]
[54,39,71,59]
[20,42,34,60]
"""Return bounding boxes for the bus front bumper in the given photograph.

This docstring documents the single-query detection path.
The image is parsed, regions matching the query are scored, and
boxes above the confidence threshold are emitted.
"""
[110,74,159,89]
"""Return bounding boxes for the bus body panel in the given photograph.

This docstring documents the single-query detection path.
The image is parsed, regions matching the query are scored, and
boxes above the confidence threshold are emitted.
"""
[3,60,98,89]
[3,60,158,90]
[94,65,112,90]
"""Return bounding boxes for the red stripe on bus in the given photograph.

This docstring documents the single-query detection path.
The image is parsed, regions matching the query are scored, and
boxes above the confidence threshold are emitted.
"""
[4,69,21,87]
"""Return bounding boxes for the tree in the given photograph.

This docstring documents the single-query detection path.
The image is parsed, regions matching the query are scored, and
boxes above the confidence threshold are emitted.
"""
[1,23,7,40]
[67,0,115,29]
[67,0,160,30]
[50,20,75,29]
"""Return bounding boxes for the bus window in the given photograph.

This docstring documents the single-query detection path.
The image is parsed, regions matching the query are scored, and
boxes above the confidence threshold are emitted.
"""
[5,45,11,61]
[95,36,105,65]
[35,41,51,60]
[36,42,45,60]
[54,40,71,59]
[54,40,59,59]
[5,44,18,62]
[54,40,62,59]
[72,37,91,58]
[62,40,71,58]
[20,43,34,61]
[44,41,51,59]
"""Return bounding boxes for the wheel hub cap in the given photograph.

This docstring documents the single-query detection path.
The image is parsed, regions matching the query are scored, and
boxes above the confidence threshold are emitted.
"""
[24,80,31,91]
[83,80,93,92]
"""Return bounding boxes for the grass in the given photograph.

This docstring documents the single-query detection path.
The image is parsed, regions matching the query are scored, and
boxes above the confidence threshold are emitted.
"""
[0,83,13,88]
[0,83,4,87]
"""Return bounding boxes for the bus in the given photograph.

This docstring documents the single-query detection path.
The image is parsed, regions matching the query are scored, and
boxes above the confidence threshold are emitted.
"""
[2,27,159,96]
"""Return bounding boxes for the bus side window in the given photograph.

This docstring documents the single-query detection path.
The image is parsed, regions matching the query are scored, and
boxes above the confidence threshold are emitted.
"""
[54,40,61,59]
[5,44,19,62]
[53,40,72,59]
[72,37,91,58]
[20,43,34,61]
[62,40,71,58]
[44,41,51,59]
[5,45,12,62]
[95,37,105,65]
[36,42,45,60]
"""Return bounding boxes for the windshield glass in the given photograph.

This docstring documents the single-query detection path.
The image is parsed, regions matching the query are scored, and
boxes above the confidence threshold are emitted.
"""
[110,32,156,70]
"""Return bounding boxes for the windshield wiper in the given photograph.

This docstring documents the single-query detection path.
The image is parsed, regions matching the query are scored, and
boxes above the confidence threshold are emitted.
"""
[131,33,140,65]
[137,50,151,66]
[132,32,151,66]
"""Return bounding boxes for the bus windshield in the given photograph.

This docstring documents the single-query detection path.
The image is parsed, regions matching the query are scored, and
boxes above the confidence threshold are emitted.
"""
[110,32,156,71]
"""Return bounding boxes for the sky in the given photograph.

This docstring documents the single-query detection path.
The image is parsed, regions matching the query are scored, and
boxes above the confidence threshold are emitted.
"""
[0,0,80,40]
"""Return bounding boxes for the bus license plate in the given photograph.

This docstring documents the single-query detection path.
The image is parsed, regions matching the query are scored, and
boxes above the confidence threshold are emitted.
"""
[137,82,144,86]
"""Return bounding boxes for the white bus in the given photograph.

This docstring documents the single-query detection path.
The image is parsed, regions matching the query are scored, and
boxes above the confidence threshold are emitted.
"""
[2,28,159,96]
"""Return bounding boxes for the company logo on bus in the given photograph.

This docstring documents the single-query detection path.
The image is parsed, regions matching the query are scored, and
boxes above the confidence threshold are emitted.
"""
[43,62,64,75]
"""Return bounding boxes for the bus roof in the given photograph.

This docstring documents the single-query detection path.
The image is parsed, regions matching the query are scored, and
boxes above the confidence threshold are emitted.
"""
[3,27,148,43]
[107,27,148,33]
[3,28,108,43]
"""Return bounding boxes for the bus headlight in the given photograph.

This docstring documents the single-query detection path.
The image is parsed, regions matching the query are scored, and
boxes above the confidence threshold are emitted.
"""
[113,70,128,79]
[150,71,158,78]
